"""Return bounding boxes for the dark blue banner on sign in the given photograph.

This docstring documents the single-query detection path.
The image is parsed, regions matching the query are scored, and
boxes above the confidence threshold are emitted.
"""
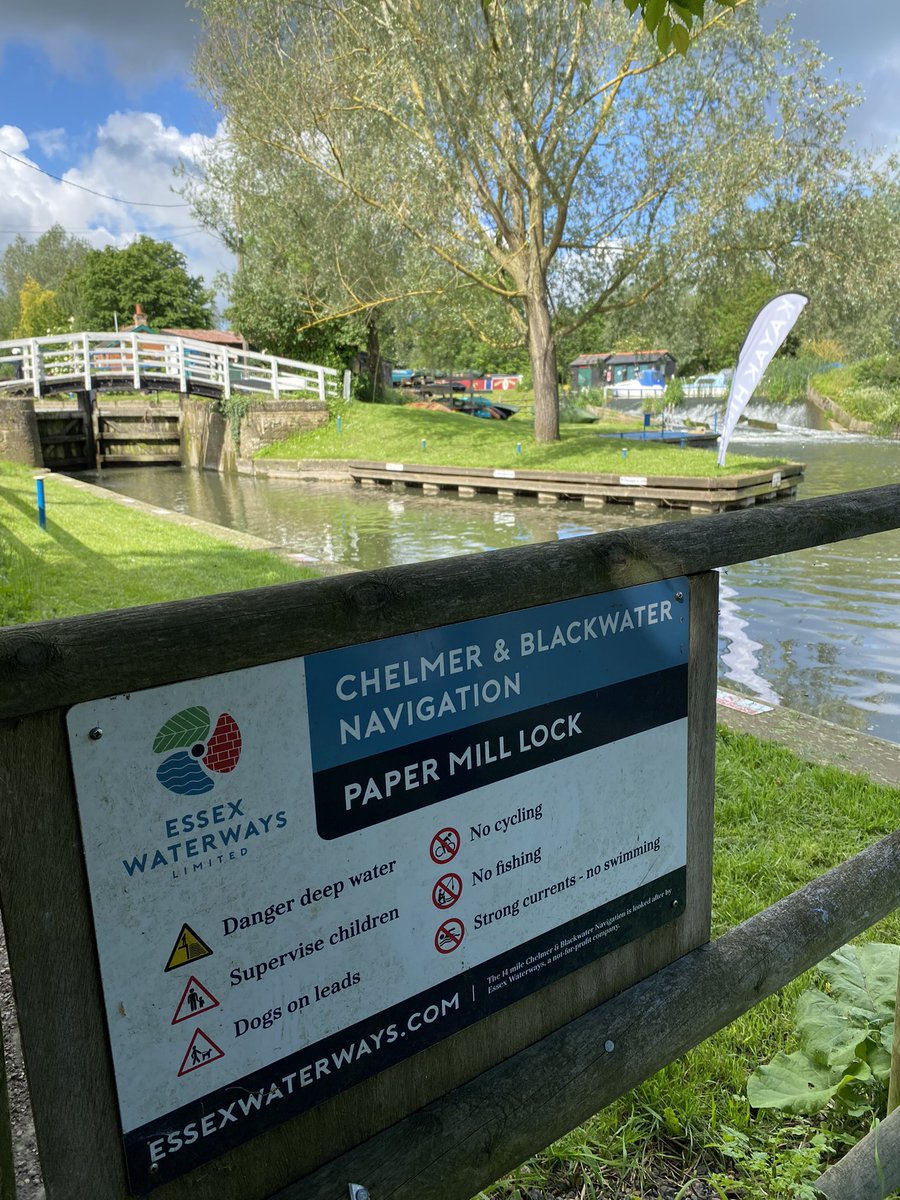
[314,664,688,838]
[305,579,689,771]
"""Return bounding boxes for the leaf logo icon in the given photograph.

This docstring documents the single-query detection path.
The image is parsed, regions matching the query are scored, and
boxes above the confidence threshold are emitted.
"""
[154,707,242,795]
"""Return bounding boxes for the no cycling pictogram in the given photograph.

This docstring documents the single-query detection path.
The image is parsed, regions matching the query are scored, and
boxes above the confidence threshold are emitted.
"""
[430,827,460,865]
[432,872,463,910]
[434,917,465,954]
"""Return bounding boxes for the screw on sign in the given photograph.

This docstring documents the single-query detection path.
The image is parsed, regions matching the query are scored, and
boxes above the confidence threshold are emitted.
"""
[432,872,463,910]
[434,918,465,954]
[430,826,460,865]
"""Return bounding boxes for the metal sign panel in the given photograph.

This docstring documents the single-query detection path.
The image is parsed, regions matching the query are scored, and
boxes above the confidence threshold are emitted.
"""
[67,579,690,1193]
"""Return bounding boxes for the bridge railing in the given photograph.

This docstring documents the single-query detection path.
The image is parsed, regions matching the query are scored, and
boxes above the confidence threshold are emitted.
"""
[0,333,339,402]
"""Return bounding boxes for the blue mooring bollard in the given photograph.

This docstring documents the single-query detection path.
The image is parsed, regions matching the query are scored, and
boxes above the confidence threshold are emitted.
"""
[336,416,342,434]
[35,477,46,529]
[516,442,522,456]
[621,448,628,460]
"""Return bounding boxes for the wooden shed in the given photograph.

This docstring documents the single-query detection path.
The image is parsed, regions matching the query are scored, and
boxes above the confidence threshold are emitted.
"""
[570,350,676,390]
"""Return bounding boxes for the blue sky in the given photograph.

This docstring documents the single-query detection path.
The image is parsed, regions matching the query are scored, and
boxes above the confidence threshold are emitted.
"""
[1,0,898,315]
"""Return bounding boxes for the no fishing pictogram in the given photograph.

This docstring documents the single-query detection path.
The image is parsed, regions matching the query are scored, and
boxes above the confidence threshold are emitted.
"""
[430,827,460,865]
[434,917,465,954]
[432,872,463,909]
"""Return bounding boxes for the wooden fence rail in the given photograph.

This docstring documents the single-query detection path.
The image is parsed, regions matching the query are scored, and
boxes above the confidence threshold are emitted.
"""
[2,484,897,721]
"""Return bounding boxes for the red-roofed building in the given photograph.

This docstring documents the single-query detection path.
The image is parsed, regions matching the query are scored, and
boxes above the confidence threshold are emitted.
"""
[162,328,247,349]
[121,306,247,349]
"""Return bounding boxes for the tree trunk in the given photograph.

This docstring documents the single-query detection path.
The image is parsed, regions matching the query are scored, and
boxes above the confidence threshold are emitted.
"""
[365,312,381,402]
[526,286,560,443]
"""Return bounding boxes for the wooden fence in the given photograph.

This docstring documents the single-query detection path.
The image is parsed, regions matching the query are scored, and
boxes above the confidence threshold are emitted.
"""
[0,484,898,1199]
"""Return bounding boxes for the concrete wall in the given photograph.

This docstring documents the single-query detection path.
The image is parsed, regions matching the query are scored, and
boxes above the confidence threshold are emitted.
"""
[0,397,43,467]
[181,396,329,473]
[807,386,875,434]
[239,399,329,457]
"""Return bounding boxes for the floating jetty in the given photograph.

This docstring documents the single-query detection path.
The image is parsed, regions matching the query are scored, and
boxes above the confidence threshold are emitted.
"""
[345,460,804,513]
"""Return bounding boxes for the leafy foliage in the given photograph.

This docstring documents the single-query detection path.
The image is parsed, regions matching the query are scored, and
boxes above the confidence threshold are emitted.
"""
[0,225,89,337]
[216,393,254,452]
[747,943,899,1116]
[73,236,215,331]
[810,358,900,434]
[13,277,69,338]
[623,0,740,55]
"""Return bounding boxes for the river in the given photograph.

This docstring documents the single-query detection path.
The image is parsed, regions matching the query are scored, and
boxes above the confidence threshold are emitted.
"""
[88,416,900,746]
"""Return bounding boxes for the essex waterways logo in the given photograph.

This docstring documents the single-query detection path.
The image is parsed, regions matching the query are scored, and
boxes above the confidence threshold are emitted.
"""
[154,706,242,796]
[120,704,287,880]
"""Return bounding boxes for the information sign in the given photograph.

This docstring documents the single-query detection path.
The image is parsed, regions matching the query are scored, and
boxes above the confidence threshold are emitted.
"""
[67,579,690,1192]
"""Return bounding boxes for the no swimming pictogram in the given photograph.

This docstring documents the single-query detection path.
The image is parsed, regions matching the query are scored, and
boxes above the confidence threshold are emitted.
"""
[434,917,465,954]
[177,1028,225,1077]
[432,872,462,909]
[171,976,220,1024]
[165,923,213,972]
[430,827,460,865]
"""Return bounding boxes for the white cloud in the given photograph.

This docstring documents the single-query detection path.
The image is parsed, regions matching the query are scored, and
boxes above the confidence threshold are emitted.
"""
[31,127,67,157]
[0,114,233,300]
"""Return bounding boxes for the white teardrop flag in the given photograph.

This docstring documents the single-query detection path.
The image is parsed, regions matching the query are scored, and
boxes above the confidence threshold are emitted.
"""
[717,292,808,466]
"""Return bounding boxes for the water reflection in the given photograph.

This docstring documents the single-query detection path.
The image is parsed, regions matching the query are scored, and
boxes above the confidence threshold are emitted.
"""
[88,432,900,744]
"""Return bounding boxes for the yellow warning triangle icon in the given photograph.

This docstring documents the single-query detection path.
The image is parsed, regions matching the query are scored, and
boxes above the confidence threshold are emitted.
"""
[165,923,213,972]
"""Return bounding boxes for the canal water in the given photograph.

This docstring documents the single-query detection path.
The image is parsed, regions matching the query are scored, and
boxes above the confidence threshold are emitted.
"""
[90,423,900,745]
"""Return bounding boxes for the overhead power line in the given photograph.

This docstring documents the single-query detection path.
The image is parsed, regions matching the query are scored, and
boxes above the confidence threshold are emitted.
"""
[0,147,191,208]
[0,225,212,236]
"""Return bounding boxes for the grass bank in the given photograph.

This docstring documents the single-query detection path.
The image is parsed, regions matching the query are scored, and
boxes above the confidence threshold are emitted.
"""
[258,403,786,475]
[0,461,314,625]
[482,727,900,1199]
[811,356,900,434]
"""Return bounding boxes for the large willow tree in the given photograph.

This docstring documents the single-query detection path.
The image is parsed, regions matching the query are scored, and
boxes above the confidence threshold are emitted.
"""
[194,0,853,440]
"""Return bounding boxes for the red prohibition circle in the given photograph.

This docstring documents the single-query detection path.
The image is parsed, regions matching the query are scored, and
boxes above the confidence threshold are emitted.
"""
[434,918,465,954]
[429,827,460,865]
[432,872,463,910]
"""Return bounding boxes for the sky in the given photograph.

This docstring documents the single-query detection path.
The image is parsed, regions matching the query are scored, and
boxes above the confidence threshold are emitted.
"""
[0,0,897,322]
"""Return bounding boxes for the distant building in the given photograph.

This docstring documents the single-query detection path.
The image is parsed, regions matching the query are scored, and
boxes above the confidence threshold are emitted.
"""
[121,305,246,348]
[570,350,676,390]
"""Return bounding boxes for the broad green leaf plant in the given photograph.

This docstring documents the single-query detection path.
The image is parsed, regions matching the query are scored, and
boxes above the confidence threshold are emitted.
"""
[618,0,740,54]
[748,943,899,1117]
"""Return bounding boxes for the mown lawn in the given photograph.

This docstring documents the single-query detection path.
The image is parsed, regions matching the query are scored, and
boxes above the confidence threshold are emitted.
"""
[258,403,787,476]
[0,460,314,625]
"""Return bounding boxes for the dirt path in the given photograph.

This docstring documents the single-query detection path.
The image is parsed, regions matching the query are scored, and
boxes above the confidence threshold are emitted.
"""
[1,921,44,1199]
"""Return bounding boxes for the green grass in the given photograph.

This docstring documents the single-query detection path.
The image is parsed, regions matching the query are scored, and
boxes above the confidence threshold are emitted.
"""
[258,403,787,476]
[0,460,315,625]
[481,728,900,1199]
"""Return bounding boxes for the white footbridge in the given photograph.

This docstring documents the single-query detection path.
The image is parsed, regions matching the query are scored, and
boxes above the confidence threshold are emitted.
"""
[0,332,341,403]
